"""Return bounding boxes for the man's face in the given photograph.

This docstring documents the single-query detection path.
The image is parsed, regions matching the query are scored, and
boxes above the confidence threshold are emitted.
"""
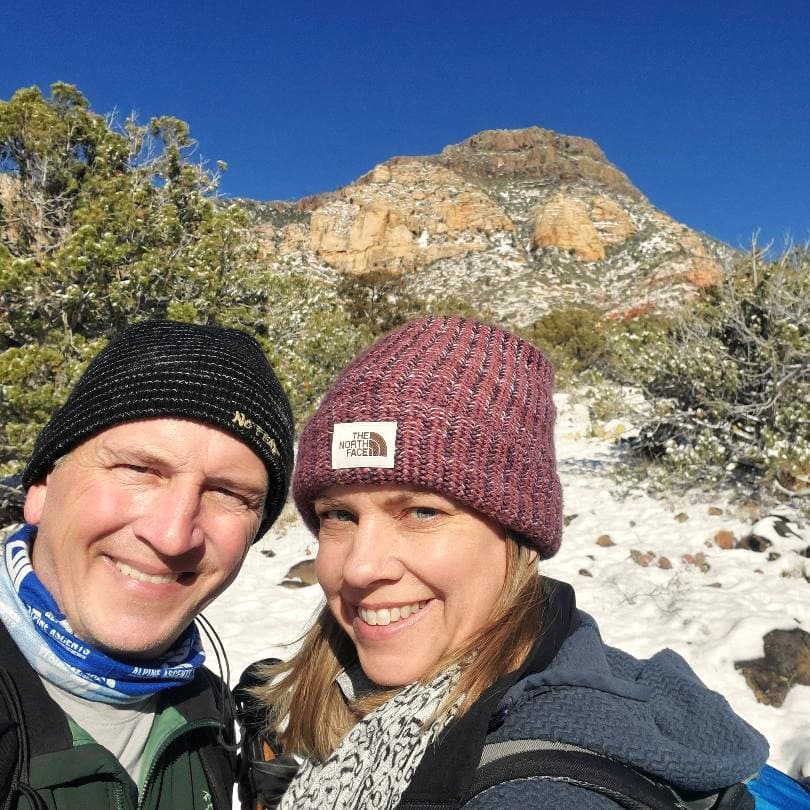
[24,418,268,659]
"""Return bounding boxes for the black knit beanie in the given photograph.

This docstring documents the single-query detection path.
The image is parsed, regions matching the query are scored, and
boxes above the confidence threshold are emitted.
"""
[23,320,295,540]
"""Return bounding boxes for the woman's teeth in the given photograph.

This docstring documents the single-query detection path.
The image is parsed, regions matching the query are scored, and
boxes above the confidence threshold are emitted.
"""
[358,601,428,626]
[115,561,177,584]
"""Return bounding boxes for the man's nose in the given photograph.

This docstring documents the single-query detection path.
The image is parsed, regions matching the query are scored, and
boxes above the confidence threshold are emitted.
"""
[340,517,404,589]
[132,481,205,556]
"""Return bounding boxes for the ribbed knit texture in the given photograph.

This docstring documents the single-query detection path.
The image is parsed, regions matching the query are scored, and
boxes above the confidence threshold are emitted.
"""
[23,320,295,537]
[294,315,562,558]
[482,613,769,797]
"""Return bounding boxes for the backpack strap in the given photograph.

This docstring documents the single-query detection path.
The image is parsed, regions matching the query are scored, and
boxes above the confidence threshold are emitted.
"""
[0,621,71,810]
[0,622,73,757]
[0,675,21,810]
[469,741,681,809]
[188,665,240,810]
[234,658,299,810]
[467,740,754,810]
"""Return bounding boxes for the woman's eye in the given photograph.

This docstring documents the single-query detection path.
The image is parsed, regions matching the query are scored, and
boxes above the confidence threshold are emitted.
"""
[321,509,355,522]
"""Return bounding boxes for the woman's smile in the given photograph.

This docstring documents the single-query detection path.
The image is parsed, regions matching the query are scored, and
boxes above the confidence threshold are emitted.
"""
[356,599,430,626]
[352,598,434,641]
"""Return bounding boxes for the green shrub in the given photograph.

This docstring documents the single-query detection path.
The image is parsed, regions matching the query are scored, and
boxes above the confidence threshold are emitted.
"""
[613,245,810,496]
[519,307,608,384]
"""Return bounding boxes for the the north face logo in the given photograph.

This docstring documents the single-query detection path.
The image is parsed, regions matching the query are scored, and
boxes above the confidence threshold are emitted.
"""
[332,422,397,469]
[367,432,387,456]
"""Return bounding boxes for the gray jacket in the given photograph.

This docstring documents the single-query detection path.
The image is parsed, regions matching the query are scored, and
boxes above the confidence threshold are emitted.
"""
[465,609,769,808]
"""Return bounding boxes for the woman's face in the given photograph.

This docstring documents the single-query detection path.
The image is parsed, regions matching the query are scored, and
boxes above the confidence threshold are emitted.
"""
[313,483,508,686]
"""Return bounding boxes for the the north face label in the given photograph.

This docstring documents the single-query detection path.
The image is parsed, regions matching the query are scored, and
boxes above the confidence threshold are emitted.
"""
[332,421,397,469]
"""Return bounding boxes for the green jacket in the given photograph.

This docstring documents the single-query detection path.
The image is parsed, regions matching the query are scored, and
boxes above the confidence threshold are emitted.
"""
[0,620,236,810]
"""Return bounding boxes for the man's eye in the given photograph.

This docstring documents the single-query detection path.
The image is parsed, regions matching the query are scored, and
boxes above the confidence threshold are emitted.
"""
[212,487,251,506]
[412,507,438,520]
[120,464,152,474]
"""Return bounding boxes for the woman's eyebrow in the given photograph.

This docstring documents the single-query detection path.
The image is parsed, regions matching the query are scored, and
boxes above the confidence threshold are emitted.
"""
[381,491,447,509]
[381,492,416,508]
[313,496,345,509]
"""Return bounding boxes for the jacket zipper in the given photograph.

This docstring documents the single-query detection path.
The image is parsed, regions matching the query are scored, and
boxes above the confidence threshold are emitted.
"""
[114,781,127,810]
[137,719,219,810]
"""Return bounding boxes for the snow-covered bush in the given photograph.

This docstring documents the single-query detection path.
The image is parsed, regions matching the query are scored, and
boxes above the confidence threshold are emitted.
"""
[614,245,810,496]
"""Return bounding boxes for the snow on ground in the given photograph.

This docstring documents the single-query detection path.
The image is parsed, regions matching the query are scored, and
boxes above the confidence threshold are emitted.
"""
[205,392,810,779]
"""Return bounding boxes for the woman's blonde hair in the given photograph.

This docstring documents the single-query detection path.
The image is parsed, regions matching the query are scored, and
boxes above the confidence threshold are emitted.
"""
[253,534,544,762]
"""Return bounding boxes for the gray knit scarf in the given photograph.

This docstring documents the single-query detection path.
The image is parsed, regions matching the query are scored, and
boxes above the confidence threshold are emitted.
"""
[280,666,460,810]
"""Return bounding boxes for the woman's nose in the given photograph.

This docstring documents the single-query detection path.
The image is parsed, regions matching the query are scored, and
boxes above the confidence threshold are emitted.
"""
[340,518,405,589]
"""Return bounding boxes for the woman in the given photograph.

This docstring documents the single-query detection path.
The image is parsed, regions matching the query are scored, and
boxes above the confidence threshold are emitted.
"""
[247,315,769,809]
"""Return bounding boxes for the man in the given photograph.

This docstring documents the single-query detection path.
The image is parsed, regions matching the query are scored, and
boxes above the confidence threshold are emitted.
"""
[0,320,295,809]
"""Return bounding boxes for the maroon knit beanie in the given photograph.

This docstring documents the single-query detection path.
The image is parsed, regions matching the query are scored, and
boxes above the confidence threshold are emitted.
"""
[293,315,563,558]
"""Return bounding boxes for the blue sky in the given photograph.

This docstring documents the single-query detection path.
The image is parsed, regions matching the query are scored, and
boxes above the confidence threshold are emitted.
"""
[4,1,809,249]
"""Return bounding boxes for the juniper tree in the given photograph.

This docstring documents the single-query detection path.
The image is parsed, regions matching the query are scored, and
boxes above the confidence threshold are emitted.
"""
[0,83,261,472]
[616,243,810,497]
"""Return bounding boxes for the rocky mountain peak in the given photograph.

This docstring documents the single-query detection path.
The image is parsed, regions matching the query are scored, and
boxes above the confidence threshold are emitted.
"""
[435,127,643,201]
[253,127,731,324]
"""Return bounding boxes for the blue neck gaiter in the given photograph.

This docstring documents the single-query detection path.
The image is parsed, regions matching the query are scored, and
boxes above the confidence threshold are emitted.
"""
[0,524,205,704]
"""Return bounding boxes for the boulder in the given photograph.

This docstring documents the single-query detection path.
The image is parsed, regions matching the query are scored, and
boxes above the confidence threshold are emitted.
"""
[735,628,810,707]
[281,558,318,588]
[630,549,654,567]
[738,534,772,553]
[714,530,736,550]
[532,195,606,261]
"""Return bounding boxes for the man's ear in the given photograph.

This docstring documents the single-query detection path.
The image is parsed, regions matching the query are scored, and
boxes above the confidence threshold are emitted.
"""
[23,480,49,525]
